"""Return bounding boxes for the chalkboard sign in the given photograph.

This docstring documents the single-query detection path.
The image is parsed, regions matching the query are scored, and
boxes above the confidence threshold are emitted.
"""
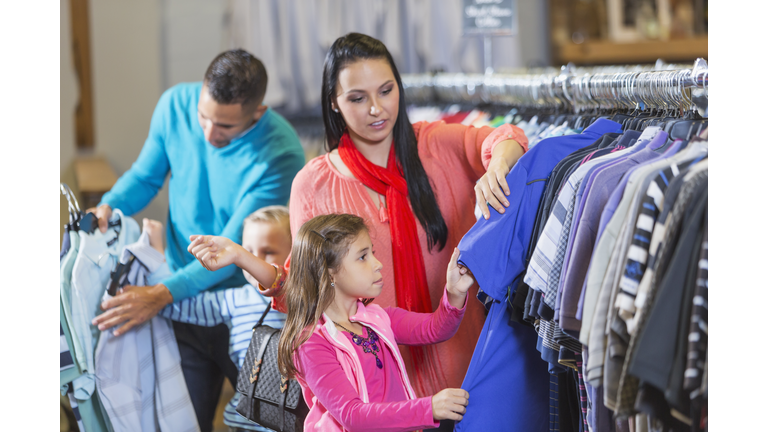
[462,0,516,36]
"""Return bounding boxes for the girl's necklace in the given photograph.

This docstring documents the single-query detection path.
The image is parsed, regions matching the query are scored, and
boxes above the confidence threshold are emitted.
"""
[334,321,383,369]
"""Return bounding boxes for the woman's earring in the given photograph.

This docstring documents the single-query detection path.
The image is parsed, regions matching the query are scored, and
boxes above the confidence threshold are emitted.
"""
[331,281,335,287]
[333,108,339,113]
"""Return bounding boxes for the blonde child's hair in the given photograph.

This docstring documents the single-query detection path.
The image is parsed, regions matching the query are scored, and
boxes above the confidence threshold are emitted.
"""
[244,205,291,240]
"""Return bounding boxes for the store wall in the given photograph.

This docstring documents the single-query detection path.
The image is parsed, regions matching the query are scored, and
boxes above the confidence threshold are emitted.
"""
[61,0,169,226]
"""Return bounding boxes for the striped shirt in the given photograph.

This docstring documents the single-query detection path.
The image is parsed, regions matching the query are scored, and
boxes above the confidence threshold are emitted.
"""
[684,231,708,394]
[615,156,706,327]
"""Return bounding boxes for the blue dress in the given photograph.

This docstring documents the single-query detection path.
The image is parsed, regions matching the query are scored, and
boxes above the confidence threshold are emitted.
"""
[456,119,624,431]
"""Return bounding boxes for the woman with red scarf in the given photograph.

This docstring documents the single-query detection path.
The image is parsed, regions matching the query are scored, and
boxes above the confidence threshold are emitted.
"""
[188,33,527,429]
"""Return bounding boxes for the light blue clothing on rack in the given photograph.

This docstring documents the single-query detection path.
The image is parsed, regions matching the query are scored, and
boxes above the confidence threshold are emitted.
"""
[160,282,287,431]
[61,231,85,382]
[95,231,199,432]
[99,82,305,302]
[70,210,140,400]
[62,227,113,432]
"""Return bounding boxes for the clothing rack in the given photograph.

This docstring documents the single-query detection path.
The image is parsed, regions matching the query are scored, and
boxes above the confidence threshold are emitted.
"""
[402,58,708,116]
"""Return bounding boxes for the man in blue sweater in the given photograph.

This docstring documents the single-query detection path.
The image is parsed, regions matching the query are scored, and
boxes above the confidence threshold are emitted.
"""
[89,49,305,431]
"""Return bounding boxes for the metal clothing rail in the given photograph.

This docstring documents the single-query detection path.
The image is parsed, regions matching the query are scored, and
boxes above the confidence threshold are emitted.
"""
[402,58,708,115]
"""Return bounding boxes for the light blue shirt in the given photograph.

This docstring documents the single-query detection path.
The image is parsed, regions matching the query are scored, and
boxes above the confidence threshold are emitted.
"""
[70,210,140,400]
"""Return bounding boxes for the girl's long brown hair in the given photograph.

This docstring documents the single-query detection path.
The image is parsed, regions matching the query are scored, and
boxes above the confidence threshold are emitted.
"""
[277,213,369,379]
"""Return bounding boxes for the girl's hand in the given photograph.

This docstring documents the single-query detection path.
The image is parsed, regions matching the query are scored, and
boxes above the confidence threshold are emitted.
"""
[187,235,243,271]
[446,248,474,308]
[431,388,469,422]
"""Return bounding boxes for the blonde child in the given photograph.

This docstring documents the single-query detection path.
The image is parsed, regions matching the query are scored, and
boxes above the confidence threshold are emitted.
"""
[188,213,473,431]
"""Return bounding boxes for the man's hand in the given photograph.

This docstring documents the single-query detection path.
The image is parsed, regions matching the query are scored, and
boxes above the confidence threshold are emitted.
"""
[92,283,174,336]
[85,204,113,233]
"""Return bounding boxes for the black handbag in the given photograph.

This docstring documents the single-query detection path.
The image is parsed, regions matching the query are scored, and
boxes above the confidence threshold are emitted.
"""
[235,303,309,432]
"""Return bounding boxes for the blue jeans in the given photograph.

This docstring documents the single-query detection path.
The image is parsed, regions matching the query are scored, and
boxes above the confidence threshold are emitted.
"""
[173,321,239,432]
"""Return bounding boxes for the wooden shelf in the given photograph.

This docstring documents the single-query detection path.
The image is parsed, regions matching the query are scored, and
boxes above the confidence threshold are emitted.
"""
[554,36,708,65]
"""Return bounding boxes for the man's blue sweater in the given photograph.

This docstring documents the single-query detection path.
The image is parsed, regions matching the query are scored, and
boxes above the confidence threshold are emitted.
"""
[100,82,305,301]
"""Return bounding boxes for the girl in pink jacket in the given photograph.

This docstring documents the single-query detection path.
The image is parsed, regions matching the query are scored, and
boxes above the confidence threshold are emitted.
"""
[189,213,473,431]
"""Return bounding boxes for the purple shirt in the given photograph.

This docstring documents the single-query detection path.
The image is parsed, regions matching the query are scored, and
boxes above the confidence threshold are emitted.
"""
[554,132,642,318]
[558,131,667,333]
[574,137,684,322]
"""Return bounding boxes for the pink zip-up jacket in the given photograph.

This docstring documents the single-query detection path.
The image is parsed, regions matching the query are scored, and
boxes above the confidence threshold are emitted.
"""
[294,289,466,432]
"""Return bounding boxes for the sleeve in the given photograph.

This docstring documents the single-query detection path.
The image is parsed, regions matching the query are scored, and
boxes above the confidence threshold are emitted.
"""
[383,290,466,346]
[457,166,528,300]
[415,121,528,181]
[297,336,439,431]
[99,90,172,215]
[158,289,230,327]
[162,147,306,301]
[288,165,317,240]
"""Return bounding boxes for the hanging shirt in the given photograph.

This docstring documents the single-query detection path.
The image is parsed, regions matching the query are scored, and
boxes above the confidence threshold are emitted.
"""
[94,231,199,432]
[70,210,140,400]
[454,119,624,432]
[61,229,85,384]
[558,130,668,335]
[578,143,705,348]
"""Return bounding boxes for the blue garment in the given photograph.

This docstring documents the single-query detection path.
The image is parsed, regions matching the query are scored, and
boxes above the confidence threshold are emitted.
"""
[70,210,140,400]
[61,229,86,379]
[160,283,287,431]
[95,232,199,432]
[99,82,305,301]
[455,119,624,431]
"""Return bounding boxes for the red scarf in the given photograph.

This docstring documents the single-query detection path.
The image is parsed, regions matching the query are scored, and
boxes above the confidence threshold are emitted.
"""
[338,132,432,314]
[338,132,445,396]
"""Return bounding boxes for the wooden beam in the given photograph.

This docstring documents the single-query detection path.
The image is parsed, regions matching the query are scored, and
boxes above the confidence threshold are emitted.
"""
[70,0,95,149]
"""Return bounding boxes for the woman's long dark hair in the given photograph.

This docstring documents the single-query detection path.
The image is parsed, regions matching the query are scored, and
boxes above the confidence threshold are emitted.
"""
[321,33,448,252]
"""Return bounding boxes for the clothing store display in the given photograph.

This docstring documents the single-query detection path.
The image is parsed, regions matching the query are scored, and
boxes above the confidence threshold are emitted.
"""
[455,120,625,432]
[94,231,199,432]
[70,209,139,400]
[59,188,115,432]
[287,120,527,396]
[451,92,707,431]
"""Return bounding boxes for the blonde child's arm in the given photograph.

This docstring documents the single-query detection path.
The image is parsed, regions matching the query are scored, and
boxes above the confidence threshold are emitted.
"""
[187,235,277,288]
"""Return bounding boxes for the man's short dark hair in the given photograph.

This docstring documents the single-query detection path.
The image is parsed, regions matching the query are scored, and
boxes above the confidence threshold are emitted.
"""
[203,49,268,106]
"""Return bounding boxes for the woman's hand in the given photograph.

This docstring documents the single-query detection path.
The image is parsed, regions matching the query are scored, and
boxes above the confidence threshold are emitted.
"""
[187,235,244,272]
[431,388,469,422]
[474,139,524,220]
[446,248,473,308]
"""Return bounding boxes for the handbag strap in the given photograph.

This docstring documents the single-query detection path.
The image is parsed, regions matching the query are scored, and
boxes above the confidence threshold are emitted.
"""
[254,302,272,329]
[250,328,279,387]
